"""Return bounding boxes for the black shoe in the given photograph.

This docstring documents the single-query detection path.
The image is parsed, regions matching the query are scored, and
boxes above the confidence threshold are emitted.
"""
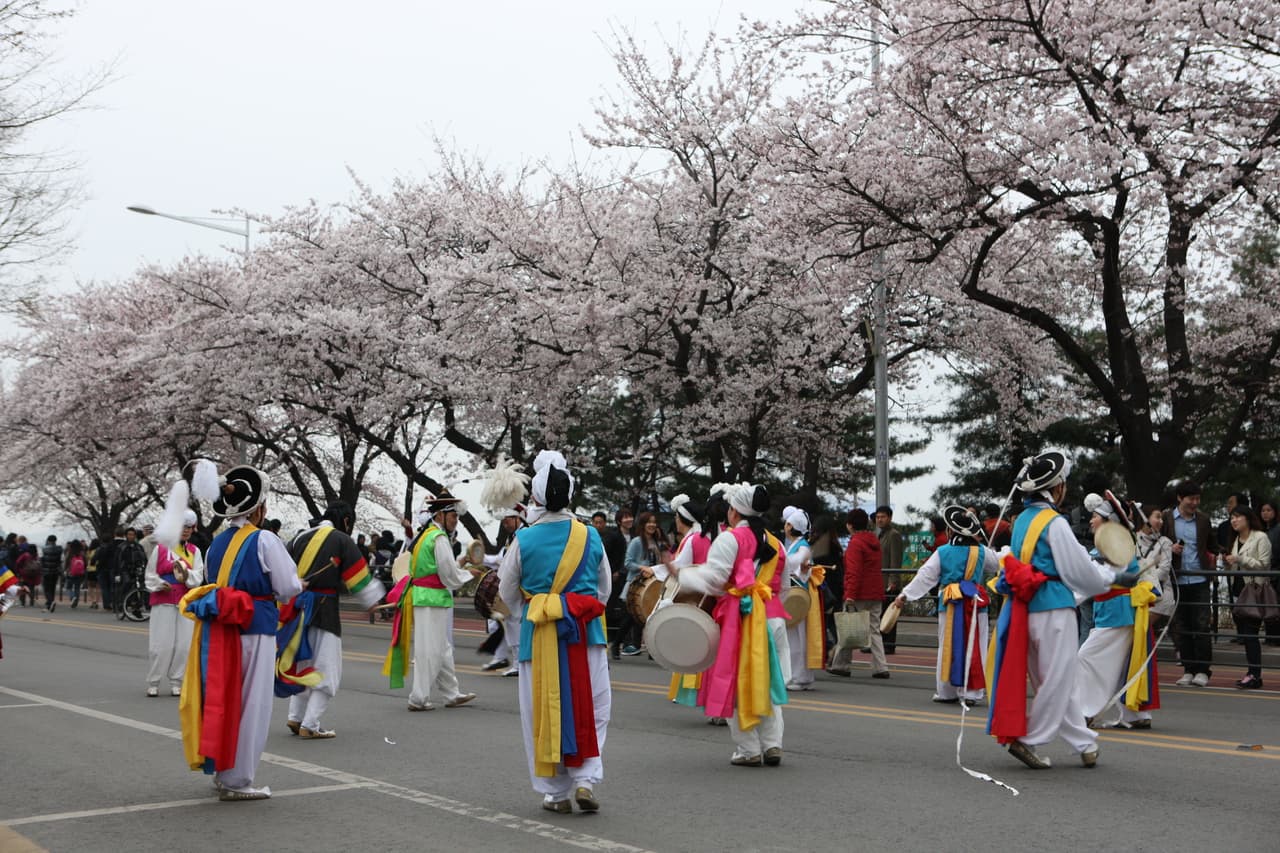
[871,671,890,679]
[611,646,620,661]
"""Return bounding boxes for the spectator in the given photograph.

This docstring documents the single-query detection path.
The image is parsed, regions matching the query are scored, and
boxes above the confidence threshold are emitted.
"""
[1162,481,1217,686]
[15,543,38,607]
[621,511,668,655]
[924,516,948,554]
[829,508,887,678]
[1136,506,1175,632]
[39,535,64,612]
[875,505,904,654]
[982,504,1013,550]
[1216,492,1249,556]
[118,528,148,593]
[1257,499,1280,646]
[85,538,101,609]
[65,540,87,608]
[96,528,126,611]
[601,508,633,659]
[1225,505,1272,689]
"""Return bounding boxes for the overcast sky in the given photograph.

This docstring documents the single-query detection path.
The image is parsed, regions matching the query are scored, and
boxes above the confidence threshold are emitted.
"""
[5,0,952,537]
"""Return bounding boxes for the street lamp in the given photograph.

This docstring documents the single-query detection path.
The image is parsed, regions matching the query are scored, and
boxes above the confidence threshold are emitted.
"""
[126,204,250,254]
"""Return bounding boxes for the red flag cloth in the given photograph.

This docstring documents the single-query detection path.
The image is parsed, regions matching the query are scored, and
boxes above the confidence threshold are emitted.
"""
[561,593,606,768]
[988,555,1048,744]
[200,588,256,770]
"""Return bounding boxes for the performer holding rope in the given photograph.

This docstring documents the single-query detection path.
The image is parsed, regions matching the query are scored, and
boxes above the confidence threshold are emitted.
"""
[986,450,1137,770]
[894,506,996,706]
[1074,492,1161,731]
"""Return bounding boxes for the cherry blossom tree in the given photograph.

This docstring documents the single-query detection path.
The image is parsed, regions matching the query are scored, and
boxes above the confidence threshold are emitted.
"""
[760,0,1280,497]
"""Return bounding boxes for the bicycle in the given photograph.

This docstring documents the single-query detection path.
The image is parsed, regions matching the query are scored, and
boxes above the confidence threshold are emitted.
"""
[114,570,150,622]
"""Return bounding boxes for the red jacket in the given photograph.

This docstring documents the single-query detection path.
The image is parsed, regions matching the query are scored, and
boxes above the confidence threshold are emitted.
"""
[843,531,882,601]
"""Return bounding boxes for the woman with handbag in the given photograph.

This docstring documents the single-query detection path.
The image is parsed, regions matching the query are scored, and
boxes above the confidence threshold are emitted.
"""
[1225,505,1274,689]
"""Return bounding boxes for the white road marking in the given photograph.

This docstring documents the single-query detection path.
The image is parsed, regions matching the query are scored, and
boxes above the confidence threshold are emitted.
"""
[3,784,373,826]
[0,703,43,709]
[0,686,655,853]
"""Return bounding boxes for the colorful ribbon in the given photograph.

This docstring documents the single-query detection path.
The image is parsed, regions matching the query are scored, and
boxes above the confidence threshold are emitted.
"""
[1124,581,1160,711]
[805,565,827,670]
[178,584,255,773]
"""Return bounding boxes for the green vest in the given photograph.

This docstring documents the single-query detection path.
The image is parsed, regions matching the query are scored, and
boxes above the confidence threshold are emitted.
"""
[410,526,454,608]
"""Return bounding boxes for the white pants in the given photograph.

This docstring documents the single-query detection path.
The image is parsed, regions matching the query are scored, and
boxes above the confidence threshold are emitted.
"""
[769,616,791,687]
[1076,624,1150,725]
[787,621,814,687]
[728,704,784,759]
[215,633,276,793]
[147,604,191,688]
[287,627,342,730]
[933,609,988,701]
[517,646,611,798]
[1022,609,1097,754]
[410,606,465,706]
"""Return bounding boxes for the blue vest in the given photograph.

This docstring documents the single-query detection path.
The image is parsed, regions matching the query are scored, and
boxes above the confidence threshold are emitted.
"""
[205,528,277,635]
[1092,555,1141,628]
[936,544,986,601]
[1009,502,1075,612]
[514,519,607,660]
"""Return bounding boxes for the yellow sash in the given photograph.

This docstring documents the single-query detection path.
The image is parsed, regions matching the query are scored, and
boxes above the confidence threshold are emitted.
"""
[296,526,334,579]
[380,528,438,683]
[1124,581,1157,710]
[940,548,980,681]
[730,532,780,732]
[805,565,827,670]
[216,524,258,587]
[525,520,588,777]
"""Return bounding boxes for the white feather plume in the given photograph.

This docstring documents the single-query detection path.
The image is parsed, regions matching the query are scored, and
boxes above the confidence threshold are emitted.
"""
[481,457,530,511]
[155,480,191,550]
[190,459,221,504]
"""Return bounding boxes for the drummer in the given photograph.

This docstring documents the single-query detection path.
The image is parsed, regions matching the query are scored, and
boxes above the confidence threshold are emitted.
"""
[893,506,997,706]
[661,494,712,707]
[1074,493,1159,731]
[675,483,789,767]
[781,507,818,692]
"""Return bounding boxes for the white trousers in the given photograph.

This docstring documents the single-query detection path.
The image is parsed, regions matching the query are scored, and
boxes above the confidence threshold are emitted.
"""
[1022,609,1097,754]
[410,606,464,706]
[933,610,988,701]
[517,646,611,798]
[787,621,814,687]
[728,704,784,758]
[1076,624,1151,725]
[147,604,191,688]
[215,633,276,793]
[287,627,342,730]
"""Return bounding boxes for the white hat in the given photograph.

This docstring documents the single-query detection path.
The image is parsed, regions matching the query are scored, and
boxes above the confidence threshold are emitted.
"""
[784,506,810,535]
[728,483,769,518]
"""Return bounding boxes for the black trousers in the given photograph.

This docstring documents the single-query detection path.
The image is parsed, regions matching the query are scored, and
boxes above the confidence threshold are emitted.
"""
[42,573,59,608]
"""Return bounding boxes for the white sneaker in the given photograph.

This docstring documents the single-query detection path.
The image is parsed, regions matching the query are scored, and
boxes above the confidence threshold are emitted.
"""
[1191,672,1210,687]
[170,685,182,697]
[1175,673,1194,686]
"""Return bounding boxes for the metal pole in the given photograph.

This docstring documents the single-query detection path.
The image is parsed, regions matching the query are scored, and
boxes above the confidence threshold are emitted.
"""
[871,13,890,509]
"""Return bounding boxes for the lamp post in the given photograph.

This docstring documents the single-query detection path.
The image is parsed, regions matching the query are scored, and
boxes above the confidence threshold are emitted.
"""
[870,15,890,510]
[126,204,250,254]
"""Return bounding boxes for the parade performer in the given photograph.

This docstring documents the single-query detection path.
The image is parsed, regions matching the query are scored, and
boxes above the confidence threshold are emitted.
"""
[179,463,303,801]
[663,493,712,706]
[383,492,478,712]
[895,506,996,705]
[0,562,20,658]
[677,483,789,767]
[480,506,527,677]
[279,500,384,738]
[1075,493,1159,730]
[497,451,611,814]
[782,507,822,692]
[145,509,205,697]
[986,450,1136,770]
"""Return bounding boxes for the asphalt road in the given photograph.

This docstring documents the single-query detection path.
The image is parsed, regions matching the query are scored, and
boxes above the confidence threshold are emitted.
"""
[1,605,1276,853]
